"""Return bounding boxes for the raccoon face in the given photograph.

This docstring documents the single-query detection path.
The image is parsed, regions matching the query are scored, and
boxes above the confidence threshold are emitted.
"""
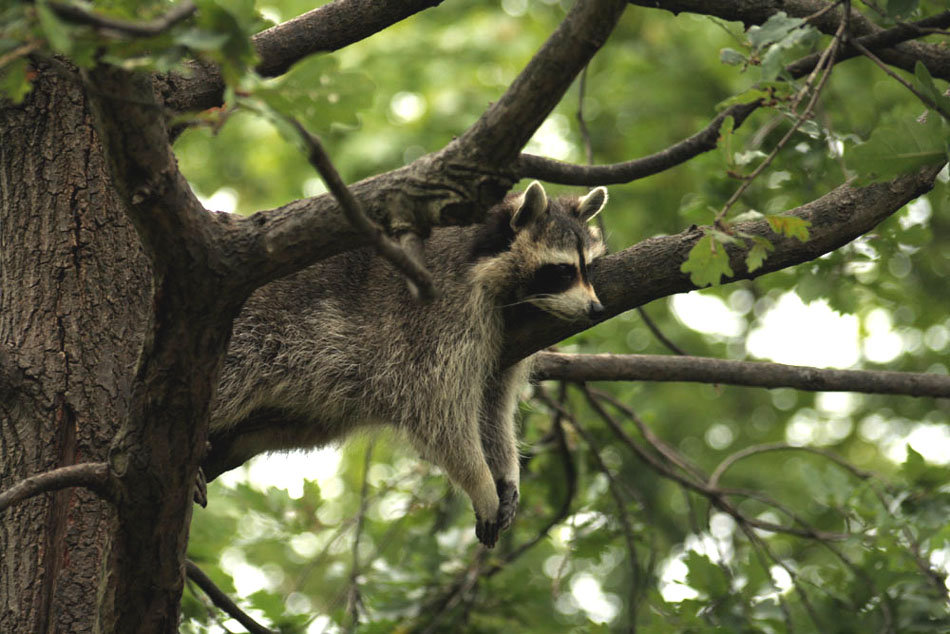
[516,183,607,320]
[472,181,608,321]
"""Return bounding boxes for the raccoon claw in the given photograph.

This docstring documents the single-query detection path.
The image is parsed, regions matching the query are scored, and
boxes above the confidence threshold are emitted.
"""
[193,466,208,508]
[476,516,500,548]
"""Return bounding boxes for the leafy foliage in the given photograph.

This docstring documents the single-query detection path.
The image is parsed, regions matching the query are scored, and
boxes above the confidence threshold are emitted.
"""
[7,0,950,632]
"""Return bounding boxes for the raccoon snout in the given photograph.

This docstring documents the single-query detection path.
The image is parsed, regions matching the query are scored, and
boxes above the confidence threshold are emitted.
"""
[588,300,605,318]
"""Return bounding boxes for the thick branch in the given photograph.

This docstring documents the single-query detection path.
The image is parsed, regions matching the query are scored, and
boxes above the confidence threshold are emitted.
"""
[159,0,445,114]
[84,65,215,275]
[84,65,241,633]
[518,108,748,185]
[454,0,628,165]
[632,0,950,81]
[503,163,945,365]
[0,463,111,514]
[535,352,950,398]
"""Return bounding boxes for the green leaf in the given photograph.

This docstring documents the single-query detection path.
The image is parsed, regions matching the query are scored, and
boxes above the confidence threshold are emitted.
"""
[173,28,230,52]
[36,0,72,54]
[719,48,745,66]
[901,445,950,490]
[746,236,775,271]
[683,551,730,598]
[716,88,770,111]
[681,233,735,287]
[255,55,375,132]
[887,0,919,17]
[766,215,811,241]
[0,56,32,104]
[747,12,805,50]
[848,115,949,185]
[718,115,735,167]
[913,61,950,118]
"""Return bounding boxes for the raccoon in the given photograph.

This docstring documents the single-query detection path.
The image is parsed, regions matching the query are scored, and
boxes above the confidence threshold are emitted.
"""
[205,181,608,547]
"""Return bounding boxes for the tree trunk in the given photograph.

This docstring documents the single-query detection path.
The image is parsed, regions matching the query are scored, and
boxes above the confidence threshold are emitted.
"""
[0,64,150,633]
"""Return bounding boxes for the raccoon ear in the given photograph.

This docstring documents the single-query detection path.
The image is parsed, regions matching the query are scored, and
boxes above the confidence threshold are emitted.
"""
[576,187,608,222]
[510,181,548,232]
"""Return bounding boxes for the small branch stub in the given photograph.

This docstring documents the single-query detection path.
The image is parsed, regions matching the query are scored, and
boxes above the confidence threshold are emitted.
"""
[0,463,112,514]
[288,117,437,301]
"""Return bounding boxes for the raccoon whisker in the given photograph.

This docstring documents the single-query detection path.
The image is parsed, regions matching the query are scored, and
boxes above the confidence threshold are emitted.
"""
[500,297,548,310]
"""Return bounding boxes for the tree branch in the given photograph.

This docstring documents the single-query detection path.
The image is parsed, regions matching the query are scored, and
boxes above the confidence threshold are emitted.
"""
[159,0,446,114]
[519,10,950,185]
[454,0,628,165]
[185,560,277,634]
[0,463,112,514]
[631,1,950,80]
[49,1,196,37]
[503,162,945,365]
[287,118,436,301]
[84,65,215,275]
[535,352,950,398]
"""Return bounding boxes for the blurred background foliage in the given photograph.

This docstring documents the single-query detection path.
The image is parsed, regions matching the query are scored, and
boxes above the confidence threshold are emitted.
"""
[21,0,947,631]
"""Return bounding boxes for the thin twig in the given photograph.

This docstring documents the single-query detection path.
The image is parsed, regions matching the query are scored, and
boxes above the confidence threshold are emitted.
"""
[849,36,950,121]
[717,13,846,219]
[588,387,706,481]
[416,551,489,634]
[0,40,41,70]
[185,560,277,634]
[540,386,644,627]
[636,306,688,355]
[344,441,374,634]
[48,1,197,38]
[580,389,848,540]
[802,0,846,24]
[709,442,873,488]
[286,117,436,301]
[0,462,112,513]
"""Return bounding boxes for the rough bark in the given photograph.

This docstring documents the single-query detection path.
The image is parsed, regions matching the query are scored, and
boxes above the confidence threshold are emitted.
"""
[0,64,151,633]
[1,1,947,631]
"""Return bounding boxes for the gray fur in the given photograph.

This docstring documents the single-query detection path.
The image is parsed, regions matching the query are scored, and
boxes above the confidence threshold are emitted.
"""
[207,182,608,547]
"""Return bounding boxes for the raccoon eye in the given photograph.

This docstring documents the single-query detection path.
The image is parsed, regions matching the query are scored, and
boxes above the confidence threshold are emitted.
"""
[527,263,578,296]
[553,263,575,282]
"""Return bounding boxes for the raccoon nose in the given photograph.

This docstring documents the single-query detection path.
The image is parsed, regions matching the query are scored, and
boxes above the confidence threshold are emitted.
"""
[588,301,605,318]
